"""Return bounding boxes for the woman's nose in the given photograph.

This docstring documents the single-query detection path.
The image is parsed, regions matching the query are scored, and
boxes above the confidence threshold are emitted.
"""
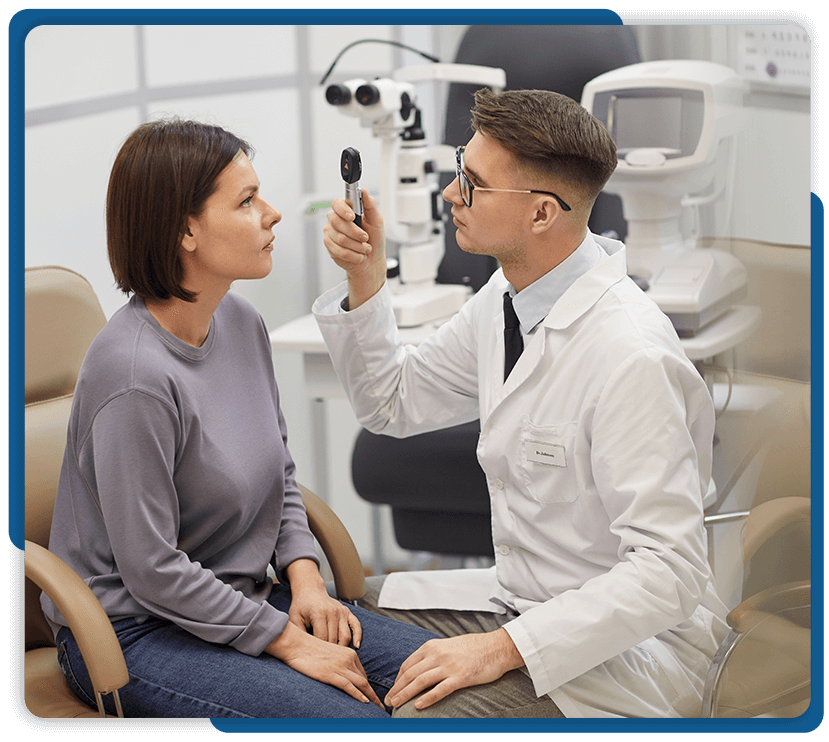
[265,201,282,226]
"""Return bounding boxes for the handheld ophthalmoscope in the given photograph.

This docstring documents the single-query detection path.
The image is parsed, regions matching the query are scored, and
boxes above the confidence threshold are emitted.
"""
[340,147,363,228]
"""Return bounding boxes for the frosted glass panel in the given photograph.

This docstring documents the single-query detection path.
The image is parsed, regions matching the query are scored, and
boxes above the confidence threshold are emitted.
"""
[25,25,138,109]
[309,26,393,76]
[24,107,141,319]
[144,25,297,86]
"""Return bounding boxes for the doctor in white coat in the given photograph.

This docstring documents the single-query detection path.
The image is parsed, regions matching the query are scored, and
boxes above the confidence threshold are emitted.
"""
[313,88,729,718]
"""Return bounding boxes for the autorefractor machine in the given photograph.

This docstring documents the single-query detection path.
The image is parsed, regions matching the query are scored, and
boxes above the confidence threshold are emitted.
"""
[581,60,761,360]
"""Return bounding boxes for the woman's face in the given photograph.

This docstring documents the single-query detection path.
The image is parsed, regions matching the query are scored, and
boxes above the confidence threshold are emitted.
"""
[183,151,282,290]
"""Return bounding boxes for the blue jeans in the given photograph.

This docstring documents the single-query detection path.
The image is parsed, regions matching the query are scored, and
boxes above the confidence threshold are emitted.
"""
[56,583,437,718]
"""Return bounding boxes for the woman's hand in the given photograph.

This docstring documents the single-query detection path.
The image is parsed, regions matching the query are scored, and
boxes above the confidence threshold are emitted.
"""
[288,586,364,648]
[269,560,379,707]
[265,621,384,708]
[284,558,363,648]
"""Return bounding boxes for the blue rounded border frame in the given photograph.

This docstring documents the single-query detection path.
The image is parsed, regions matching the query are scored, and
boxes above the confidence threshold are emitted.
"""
[7,8,824,734]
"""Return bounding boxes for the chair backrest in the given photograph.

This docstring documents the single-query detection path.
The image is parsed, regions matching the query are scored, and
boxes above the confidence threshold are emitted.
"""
[24,266,107,649]
[740,392,811,602]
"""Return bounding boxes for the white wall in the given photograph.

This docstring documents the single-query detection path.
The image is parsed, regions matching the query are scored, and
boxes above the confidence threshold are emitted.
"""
[23,21,812,570]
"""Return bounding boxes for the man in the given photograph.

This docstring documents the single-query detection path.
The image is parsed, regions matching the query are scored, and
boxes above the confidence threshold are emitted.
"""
[313,88,728,718]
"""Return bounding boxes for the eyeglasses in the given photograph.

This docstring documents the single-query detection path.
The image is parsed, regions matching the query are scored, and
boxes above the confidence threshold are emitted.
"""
[455,146,571,212]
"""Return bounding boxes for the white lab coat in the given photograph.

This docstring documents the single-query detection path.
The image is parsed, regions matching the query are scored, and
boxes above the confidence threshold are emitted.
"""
[313,234,729,718]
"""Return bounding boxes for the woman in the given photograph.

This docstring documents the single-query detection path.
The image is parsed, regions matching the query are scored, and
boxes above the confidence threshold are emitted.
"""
[42,119,437,718]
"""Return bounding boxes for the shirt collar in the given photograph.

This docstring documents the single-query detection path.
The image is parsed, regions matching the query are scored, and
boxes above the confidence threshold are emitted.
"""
[507,232,603,334]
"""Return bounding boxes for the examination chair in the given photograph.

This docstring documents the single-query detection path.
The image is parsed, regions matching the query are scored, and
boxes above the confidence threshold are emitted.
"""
[23,266,365,718]
[701,496,811,718]
[351,24,641,560]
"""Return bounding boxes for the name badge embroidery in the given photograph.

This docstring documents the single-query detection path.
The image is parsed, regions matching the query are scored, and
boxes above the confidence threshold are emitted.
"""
[526,440,567,467]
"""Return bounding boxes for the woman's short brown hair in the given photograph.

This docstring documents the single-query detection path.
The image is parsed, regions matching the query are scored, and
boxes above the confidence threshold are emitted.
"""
[106,118,253,303]
[470,88,617,209]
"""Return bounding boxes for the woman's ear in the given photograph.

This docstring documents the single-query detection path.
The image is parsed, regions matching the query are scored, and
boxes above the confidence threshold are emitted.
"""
[180,218,197,253]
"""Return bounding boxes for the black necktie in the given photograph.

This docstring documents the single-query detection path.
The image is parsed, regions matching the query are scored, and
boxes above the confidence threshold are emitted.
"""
[503,292,524,382]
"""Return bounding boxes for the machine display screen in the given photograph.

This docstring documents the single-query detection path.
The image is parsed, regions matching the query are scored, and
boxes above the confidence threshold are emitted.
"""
[593,87,705,159]
[613,95,683,152]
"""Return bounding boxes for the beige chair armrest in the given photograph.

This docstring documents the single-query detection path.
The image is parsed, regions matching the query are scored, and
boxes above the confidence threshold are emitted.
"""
[727,580,810,634]
[299,485,366,602]
[25,540,129,695]
[741,497,810,564]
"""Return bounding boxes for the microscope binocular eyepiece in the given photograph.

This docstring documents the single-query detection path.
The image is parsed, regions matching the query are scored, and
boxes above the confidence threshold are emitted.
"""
[325,83,354,106]
[355,83,381,106]
[355,84,415,121]
[325,78,416,122]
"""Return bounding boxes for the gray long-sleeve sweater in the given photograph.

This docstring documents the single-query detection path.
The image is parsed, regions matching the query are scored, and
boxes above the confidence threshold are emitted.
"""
[42,291,319,656]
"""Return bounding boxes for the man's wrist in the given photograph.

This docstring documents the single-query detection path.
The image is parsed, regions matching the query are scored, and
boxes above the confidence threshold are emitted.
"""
[347,272,386,312]
[493,627,525,672]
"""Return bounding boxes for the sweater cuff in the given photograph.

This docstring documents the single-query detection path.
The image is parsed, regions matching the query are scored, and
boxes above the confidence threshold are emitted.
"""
[229,599,289,656]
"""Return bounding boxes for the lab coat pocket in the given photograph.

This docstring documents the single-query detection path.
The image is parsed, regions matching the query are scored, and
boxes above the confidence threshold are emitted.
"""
[518,417,579,504]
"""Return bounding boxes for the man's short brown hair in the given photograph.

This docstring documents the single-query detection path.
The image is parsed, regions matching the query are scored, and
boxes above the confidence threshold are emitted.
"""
[470,88,617,208]
[106,119,253,303]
